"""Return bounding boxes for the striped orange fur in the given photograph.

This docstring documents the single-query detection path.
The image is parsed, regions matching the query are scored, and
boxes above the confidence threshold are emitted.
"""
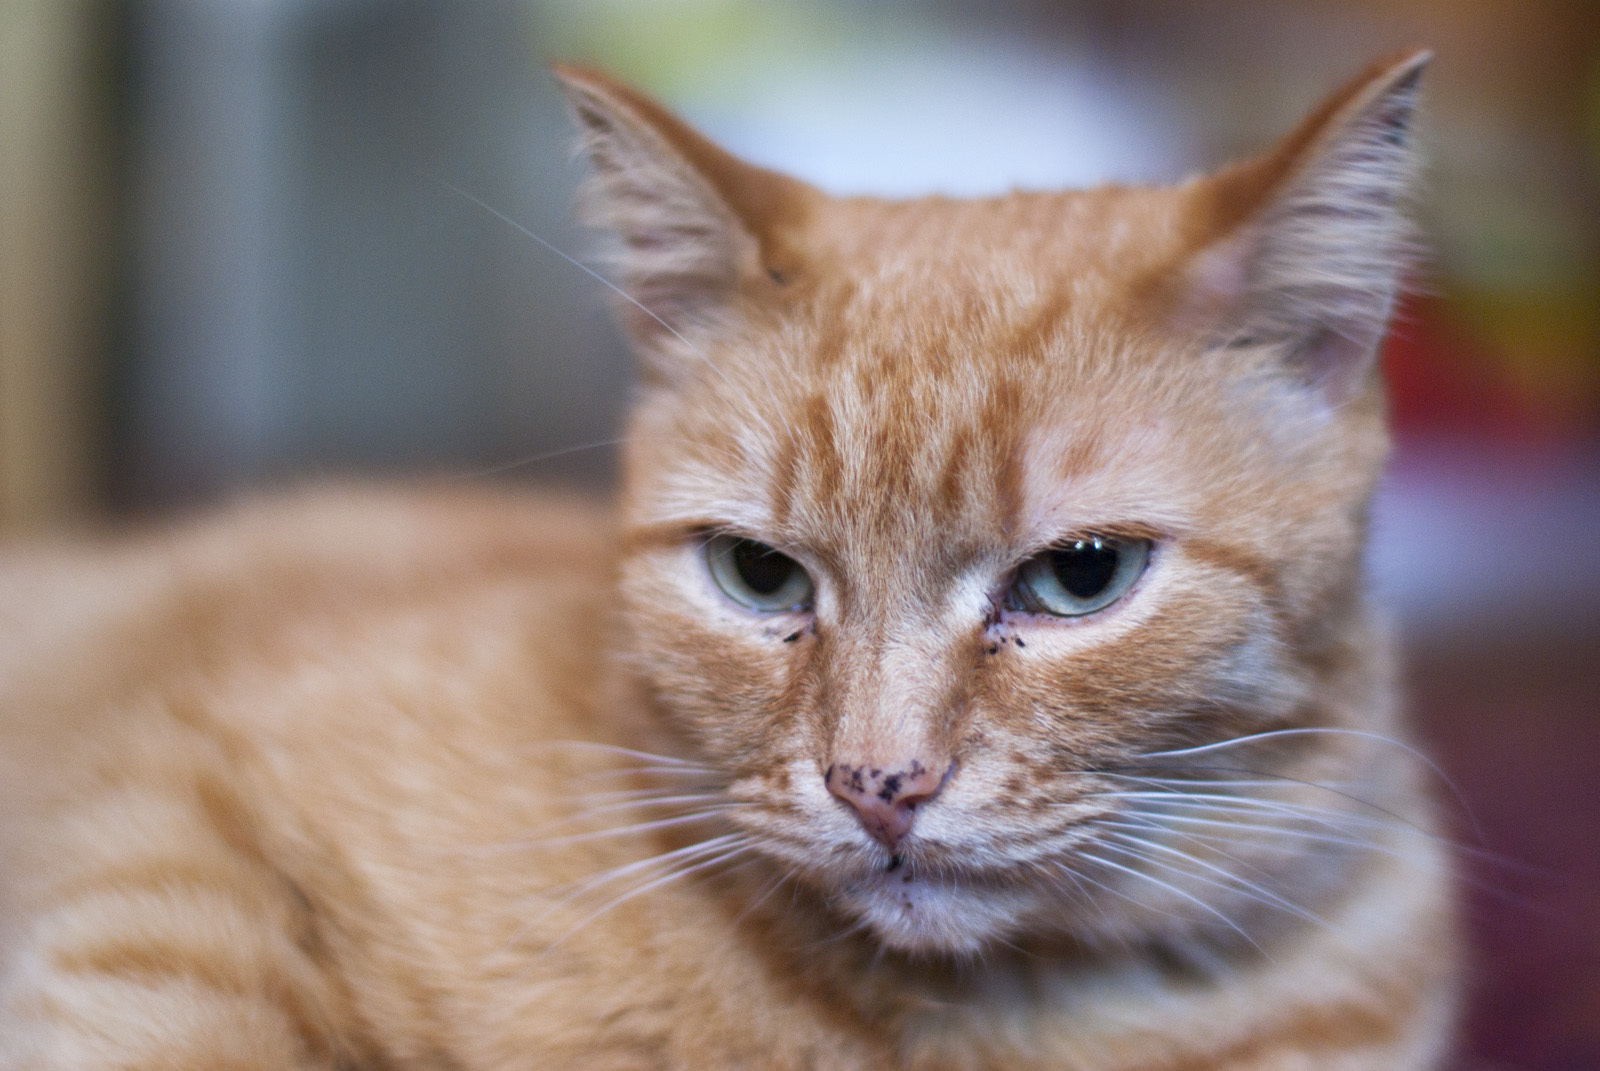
[1,52,1456,1069]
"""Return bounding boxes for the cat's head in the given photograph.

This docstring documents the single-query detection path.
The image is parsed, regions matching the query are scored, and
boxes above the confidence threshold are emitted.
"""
[558,52,1428,957]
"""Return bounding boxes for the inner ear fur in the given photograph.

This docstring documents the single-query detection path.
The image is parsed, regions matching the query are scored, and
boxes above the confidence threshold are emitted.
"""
[552,65,818,361]
[1173,49,1431,403]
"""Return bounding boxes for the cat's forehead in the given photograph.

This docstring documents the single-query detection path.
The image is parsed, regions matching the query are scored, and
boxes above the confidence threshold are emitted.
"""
[764,185,1206,392]
[630,281,1213,576]
[623,186,1274,566]
[796,185,1197,309]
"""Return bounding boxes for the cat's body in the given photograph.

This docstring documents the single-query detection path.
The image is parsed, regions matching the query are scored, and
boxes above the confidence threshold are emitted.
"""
[0,54,1457,1069]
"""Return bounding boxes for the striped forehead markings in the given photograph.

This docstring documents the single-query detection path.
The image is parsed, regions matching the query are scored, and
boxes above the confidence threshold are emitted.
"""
[759,373,1032,544]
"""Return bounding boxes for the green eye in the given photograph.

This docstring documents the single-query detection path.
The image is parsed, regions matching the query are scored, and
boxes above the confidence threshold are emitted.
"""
[705,535,814,612]
[1008,536,1150,618]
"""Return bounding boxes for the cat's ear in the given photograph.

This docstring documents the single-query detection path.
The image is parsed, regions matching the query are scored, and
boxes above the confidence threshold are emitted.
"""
[552,65,815,360]
[1175,49,1430,403]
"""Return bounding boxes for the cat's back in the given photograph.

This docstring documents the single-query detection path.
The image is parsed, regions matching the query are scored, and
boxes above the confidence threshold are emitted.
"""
[0,486,621,1058]
[0,484,613,735]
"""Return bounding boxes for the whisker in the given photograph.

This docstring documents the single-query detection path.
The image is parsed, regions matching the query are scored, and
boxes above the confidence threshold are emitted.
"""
[1100,768,1440,832]
[514,808,745,850]
[1096,773,1365,793]
[573,766,723,783]
[488,793,735,844]
[563,785,726,806]
[1101,767,1437,836]
[1090,788,1379,823]
[1074,851,1269,958]
[1091,785,1423,836]
[1098,814,1303,892]
[456,437,633,480]
[539,842,758,954]
[1044,859,1193,944]
[1095,831,1329,929]
[437,180,737,391]
[563,791,732,814]
[1096,813,1387,858]
[731,868,796,928]
[551,832,750,901]
[1023,857,1128,944]
[521,740,715,769]
[1112,809,1536,889]
[1124,728,1481,838]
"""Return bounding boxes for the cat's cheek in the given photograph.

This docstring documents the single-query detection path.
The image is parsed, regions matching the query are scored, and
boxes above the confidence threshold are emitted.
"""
[970,565,1293,769]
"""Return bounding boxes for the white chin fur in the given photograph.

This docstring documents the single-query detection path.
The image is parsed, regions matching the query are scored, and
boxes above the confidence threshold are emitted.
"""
[837,868,1031,955]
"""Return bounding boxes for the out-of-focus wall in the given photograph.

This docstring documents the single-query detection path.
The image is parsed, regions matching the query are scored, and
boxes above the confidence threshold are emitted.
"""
[0,1,114,532]
[120,0,627,507]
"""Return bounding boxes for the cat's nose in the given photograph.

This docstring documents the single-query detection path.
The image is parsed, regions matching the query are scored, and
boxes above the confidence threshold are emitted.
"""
[824,758,955,851]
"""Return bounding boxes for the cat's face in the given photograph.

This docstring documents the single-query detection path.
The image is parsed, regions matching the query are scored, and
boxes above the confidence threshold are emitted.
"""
[561,54,1424,956]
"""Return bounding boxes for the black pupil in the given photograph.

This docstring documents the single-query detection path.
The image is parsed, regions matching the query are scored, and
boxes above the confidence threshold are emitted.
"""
[733,540,795,596]
[1049,540,1119,598]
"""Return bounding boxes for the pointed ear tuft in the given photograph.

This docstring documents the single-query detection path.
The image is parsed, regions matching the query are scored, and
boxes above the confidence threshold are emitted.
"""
[1180,50,1431,403]
[551,65,813,358]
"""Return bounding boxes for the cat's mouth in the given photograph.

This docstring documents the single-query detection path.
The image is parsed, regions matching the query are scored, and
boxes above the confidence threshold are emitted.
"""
[833,860,1035,954]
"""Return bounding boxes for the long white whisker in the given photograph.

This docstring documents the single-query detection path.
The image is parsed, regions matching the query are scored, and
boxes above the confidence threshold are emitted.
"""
[1097,774,1365,793]
[513,807,743,849]
[1095,831,1329,928]
[1124,727,1480,836]
[458,437,633,480]
[541,842,756,953]
[1102,810,1348,849]
[574,766,723,783]
[564,785,726,806]
[1101,768,1432,833]
[501,793,734,841]
[438,181,736,390]
[523,740,714,768]
[731,868,796,928]
[1092,785,1421,835]
[1098,814,1302,891]
[564,791,731,815]
[1026,858,1130,946]
[1075,851,1269,958]
[581,829,743,881]
[1135,726,1415,762]
[1092,788,1377,820]
[1045,860,1192,942]
[1099,812,1393,855]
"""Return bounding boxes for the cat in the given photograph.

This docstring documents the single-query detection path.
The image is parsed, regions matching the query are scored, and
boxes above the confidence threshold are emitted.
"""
[0,50,1458,1069]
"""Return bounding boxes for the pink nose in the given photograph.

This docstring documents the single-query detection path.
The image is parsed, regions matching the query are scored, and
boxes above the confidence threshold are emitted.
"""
[825,758,954,851]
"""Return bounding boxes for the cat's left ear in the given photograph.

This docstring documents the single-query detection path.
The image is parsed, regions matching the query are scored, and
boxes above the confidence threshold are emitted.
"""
[1175,49,1430,403]
[552,65,816,367]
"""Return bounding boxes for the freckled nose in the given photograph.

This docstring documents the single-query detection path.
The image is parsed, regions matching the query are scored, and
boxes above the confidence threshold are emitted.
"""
[824,758,955,851]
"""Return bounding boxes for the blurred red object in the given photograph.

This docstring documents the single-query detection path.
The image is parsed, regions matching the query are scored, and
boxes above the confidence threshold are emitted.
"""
[1385,294,1537,440]
[1383,292,1600,446]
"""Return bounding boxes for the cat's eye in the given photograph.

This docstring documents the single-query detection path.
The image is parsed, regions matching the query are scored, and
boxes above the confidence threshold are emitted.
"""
[1007,536,1151,618]
[705,535,814,612]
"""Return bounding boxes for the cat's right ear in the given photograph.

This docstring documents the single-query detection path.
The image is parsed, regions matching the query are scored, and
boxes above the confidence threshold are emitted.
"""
[1169,50,1430,407]
[552,65,815,368]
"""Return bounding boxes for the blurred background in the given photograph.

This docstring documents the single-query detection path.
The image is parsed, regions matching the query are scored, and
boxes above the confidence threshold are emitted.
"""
[2,1,1596,1066]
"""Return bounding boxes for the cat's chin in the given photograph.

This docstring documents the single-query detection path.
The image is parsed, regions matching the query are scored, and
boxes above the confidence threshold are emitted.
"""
[835,867,1034,956]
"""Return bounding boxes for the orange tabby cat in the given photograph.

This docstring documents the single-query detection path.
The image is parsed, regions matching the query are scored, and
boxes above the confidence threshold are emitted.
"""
[0,52,1457,1069]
